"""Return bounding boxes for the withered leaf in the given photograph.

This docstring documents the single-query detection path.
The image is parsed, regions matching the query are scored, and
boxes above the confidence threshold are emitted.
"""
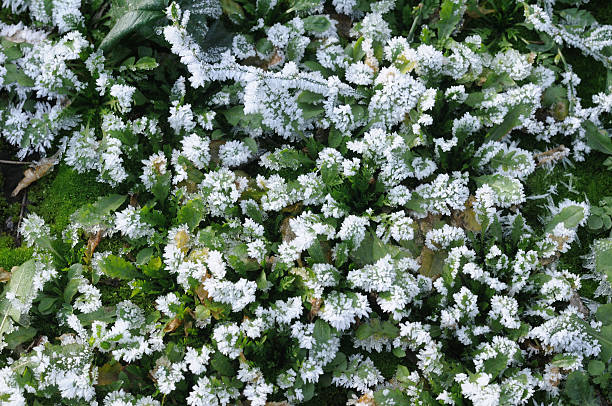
[12,154,59,197]
[0,269,10,283]
[96,362,123,386]
[163,317,182,333]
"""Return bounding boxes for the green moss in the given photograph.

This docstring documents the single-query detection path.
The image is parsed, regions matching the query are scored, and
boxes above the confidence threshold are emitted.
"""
[0,247,33,269]
[0,235,14,249]
[27,164,112,236]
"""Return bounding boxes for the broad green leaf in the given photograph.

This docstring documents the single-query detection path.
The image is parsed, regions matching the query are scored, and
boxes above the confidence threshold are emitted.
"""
[436,0,466,40]
[4,326,36,350]
[71,194,127,228]
[596,303,612,325]
[0,260,37,342]
[100,255,143,280]
[136,247,154,265]
[211,352,235,376]
[545,205,586,233]
[100,0,166,51]
[178,199,205,230]
[486,103,532,141]
[303,16,331,33]
[564,371,595,405]
[351,232,407,266]
[220,0,244,23]
[483,353,508,378]
[313,319,332,343]
[64,264,85,303]
[77,306,116,325]
[588,360,606,376]
[132,56,158,70]
[583,120,612,155]
[3,63,35,87]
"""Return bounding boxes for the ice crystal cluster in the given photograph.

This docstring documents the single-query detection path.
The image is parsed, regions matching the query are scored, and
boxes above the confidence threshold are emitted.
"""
[1,0,612,405]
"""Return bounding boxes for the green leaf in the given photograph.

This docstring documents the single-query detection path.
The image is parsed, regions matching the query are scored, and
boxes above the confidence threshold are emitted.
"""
[486,103,532,141]
[100,255,143,280]
[100,0,166,51]
[37,296,58,315]
[583,120,612,155]
[436,0,466,40]
[152,172,172,203]
[77,306,116,325]
[392,347,406,357]
[588,360,606,376]
[3,63,35,87]
[71,194,127,228]
[596,303,612,325]
[299,103,325,120]
[220,0,245,23]
[136,247,154,266]
[545,205,586,233]
[351,232,407,266]
[286,0,321,13]
[177,199,205,230]
[222,105,245,126]
[564,371,595,405]
[301,383,315,402]
[132,56,158,70]
[4,326,36,350]
[313,319,332,343]
[303,16,330,33]
[211,352,235,376]
[483,353,508,378]
[64,264,85,304]
[0,260,37,342]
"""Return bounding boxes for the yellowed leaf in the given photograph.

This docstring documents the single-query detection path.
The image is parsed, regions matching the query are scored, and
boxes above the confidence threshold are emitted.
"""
[419,247,447,278]
[96,362,123,386]
[12,154,58,197]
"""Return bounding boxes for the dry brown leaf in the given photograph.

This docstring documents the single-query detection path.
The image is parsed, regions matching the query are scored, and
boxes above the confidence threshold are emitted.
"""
[280,216,297,242]
[308,298,322,321]
[0,269,10,283]
[466,6,495,19]
[163,317,183,333]
[85,230,104,263]
[12,154,59,197]
[195,284,209,303]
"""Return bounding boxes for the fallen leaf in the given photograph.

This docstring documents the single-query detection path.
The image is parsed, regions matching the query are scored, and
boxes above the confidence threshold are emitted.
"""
[12,153,59,197]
